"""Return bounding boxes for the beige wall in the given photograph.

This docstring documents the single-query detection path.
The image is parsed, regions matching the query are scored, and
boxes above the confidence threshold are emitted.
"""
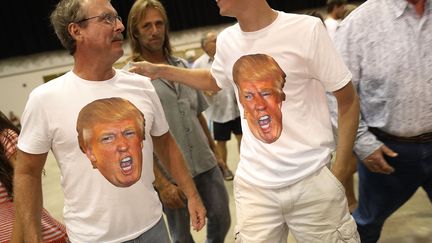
[0,23,229,119]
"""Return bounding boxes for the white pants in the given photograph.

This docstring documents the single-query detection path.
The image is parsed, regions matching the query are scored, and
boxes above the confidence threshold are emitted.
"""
[233,166,360,243]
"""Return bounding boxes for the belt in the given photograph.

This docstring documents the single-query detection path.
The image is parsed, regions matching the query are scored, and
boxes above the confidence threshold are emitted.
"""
[369,127,432,143]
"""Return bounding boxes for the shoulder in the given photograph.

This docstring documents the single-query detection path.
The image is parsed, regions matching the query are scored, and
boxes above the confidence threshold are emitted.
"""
[338,0,381,30]
[218,23,241,40]
[28,71,72,101]
[277,11,321,27]
[114,69,154,89]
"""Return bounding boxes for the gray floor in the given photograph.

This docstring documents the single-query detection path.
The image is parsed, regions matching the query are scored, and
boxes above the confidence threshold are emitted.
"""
[42,137,432,243]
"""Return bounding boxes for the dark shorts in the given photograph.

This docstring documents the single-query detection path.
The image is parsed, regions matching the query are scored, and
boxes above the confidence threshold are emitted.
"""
[213,117,242,141]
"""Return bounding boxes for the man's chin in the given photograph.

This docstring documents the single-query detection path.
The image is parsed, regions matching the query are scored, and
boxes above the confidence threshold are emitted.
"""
[254,131,279,144]
[108,175,140,187]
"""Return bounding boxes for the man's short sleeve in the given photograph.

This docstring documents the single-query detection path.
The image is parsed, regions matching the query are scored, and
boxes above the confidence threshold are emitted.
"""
[18,92,52,154]
[307,19,352,92]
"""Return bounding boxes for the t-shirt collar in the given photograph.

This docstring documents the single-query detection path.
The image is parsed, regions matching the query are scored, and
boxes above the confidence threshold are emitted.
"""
[388,0,431,19]
[387,0,410,19]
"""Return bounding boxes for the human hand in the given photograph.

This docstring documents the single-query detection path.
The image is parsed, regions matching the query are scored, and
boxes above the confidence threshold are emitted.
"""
[187,194,207,231]
[331,152,357,185]
[129,61,160,80]
[363,145,397,174]
[159,183,187,209]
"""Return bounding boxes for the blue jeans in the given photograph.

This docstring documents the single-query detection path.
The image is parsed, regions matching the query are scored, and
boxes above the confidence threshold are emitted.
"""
[353,138,432,243]
[164,166,231,243]
[123,217,171,243]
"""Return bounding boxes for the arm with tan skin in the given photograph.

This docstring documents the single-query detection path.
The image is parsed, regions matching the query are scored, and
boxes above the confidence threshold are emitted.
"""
[129,62,221,92]
[6,153,24,243]
[152,132,206,231]
[331,82,360,184]
[153,158,187,209]
[12,150,48,243]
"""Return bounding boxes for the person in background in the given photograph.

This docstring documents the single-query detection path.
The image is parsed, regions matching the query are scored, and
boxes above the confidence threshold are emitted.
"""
[343,4,358,19]
[127,0,230,242]
[334,0,432,242]
[12,0,205,242]
[0,111,68,242]
[8,111,21,130]
[325,0,347,40]
[307,10,325,24]
[193,31,240,181]
[129,0,361,241]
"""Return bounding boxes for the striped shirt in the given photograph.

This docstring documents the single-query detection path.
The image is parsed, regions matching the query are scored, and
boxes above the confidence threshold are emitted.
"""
[0,129,68,242]
[0,191,68,243]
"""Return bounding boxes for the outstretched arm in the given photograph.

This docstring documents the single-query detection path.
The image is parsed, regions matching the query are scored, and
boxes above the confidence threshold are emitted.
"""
[152,131,206,231]
[129,61,221,92]
[13,150,48,243]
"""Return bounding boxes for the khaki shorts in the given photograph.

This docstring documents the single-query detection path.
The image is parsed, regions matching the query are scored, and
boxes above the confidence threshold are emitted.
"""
[233,166,360,243]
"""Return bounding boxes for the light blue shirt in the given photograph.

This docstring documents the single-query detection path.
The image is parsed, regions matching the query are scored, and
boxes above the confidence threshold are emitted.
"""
[334,0,432,159]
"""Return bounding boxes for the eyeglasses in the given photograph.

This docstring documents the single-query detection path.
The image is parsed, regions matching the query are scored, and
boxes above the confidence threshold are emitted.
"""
[76,13,122,25]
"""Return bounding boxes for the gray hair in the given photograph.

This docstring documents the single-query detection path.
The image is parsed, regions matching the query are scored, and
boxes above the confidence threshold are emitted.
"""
[50,0,88,55]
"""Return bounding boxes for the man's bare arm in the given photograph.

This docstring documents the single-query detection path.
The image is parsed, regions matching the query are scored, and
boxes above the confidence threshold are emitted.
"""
[152,132,206,231]
[13,150,48,243]
[153,158,187,209]
[129,61,221,92]
[331,82,360,183]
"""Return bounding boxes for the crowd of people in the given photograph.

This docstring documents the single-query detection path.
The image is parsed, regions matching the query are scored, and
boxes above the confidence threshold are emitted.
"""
[1,0,430,242]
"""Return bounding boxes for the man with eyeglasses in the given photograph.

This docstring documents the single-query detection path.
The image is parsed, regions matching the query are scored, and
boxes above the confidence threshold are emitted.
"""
[12,0,205,242]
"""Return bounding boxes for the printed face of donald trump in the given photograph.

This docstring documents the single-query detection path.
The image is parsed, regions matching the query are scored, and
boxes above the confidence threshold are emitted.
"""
[85,119,143,187]
[233,54,286,144]
[77,97,145,187]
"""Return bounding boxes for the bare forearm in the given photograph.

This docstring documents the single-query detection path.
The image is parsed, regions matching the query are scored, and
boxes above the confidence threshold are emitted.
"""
[152,158,172,190]
[130,62,220,91]
[153,133,199,199]
[333,83,360,176]
[13,151,47,242]
[159,66,219,91]
[14,174,43,242]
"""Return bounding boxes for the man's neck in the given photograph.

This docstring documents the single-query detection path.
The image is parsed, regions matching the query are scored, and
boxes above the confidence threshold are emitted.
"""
[73,55,116,81]
[329,12,339,20]
[236,2,277,32]
[140,49,168,64]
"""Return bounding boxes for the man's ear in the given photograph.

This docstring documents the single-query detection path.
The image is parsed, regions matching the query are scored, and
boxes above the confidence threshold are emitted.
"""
[85,148,97,169]
[68,22,82,40]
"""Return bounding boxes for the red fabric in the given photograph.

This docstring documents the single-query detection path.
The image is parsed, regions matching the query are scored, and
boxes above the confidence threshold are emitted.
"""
[0,184,68,242]
[0,129,68,242]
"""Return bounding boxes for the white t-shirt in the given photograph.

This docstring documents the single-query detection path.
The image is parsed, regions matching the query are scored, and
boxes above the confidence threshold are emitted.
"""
[211,11,351,188]
[324,17,340,41]
[18,70,169,243]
